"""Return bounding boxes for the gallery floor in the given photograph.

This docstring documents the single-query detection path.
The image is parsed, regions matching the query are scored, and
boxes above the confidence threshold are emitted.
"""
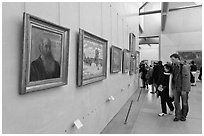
[101,80,202,134]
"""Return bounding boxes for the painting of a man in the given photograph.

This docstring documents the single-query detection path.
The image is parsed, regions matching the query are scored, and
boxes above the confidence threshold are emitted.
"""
[30,37,60,81]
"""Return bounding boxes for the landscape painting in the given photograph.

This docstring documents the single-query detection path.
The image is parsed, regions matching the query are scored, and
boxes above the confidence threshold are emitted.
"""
[77,29,108,86]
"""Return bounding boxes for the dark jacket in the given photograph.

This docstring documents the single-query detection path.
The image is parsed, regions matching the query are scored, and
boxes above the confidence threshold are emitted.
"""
[161,73,170,90]
[139,64,147,80]
[190,64,197,72]
[152,64,164,86]
[146,68,153,84]
[157,72,170,97]
[172,63,191,92]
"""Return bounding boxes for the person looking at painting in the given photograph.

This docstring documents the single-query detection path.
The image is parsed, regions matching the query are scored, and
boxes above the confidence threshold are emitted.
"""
[157,64,174,117]
[139,62,148,89]
[152,61,164,95]
[170,53,191,121]
[30,37,60,81]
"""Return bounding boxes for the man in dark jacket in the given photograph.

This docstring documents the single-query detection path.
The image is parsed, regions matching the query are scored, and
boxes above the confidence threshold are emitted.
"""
[170,53,191,122]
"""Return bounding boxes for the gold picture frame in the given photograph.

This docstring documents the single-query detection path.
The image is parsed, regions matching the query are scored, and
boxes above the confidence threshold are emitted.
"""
[110,45,122,73]
[122,49,131,73]
[20,13,70,94]
[77,29,108,86]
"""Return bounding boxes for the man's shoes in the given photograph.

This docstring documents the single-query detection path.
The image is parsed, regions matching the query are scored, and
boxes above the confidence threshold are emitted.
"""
[173,117,180,121]
[150,91,155,94]
[180,117,186,121]
[158,113,167,117]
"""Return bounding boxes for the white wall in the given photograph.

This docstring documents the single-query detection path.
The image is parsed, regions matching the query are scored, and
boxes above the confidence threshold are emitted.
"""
[139,44,159,65]
[2,2,140,134]
[143,2,161,36]
[161,6,202,63]
[139,2,161,63]
[139,3,202,64]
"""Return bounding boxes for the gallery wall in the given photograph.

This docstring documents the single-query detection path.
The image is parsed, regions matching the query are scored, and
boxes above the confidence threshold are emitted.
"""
[2,2,140,134]
[160,6,202,63]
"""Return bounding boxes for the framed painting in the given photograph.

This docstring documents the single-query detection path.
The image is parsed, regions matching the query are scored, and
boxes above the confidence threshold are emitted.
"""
[129,33,136,75]
[77,29,108,86]
[129,53,136,75]
[20,13,70,94]
[129,33,136,53]
[110,45,122,73]
[122,49,131,73]
[178,50,202,70]
[135,51,140,72]
[132,52,137,74]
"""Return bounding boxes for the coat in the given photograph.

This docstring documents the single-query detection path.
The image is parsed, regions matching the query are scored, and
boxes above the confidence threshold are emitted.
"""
[30,57,60,81]
[172,63,191,92]
[152,64,164,86]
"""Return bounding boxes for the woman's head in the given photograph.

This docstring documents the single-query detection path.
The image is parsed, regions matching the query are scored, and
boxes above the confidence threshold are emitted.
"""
[164,64,172,73]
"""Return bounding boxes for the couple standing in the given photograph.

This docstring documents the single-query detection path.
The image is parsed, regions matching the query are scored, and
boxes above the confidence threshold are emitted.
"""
[156,53,191,122]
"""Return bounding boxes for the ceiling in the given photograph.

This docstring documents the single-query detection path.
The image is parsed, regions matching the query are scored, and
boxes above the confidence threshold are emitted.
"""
[139,2,202,47]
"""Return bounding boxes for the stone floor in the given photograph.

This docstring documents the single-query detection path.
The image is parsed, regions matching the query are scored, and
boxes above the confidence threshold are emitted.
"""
[101,81,202,134]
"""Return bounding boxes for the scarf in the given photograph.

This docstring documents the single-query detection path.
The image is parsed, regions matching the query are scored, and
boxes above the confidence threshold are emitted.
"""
[169,73,173,97]
[163,72,173,97]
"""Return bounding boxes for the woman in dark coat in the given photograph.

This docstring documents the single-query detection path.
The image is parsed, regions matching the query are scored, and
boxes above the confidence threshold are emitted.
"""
[157,64,174,116]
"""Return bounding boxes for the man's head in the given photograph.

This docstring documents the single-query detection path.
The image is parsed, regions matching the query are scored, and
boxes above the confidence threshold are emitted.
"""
[170,53,180,64]
[39,37,52,57]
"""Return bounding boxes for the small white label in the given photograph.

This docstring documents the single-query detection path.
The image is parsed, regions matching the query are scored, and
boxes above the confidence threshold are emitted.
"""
[110,96,115,101]
[74,119,83,129]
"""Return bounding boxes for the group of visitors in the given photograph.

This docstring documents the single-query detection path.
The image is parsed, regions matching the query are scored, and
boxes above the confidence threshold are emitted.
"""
[139,53,201,122]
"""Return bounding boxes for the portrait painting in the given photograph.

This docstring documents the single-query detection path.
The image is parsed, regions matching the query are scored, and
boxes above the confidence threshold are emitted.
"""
[77,29,108,86]
[122,49,131,73]
[178,50,202,70]
[110,46,122,73]
[20,13,70,94]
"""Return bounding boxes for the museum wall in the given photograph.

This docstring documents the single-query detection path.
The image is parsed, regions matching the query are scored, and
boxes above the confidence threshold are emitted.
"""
[160,7,202,63]
[2,2,139,134]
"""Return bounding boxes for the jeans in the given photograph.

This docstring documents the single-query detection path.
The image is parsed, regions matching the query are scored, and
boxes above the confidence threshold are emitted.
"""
[173,90,189,118]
